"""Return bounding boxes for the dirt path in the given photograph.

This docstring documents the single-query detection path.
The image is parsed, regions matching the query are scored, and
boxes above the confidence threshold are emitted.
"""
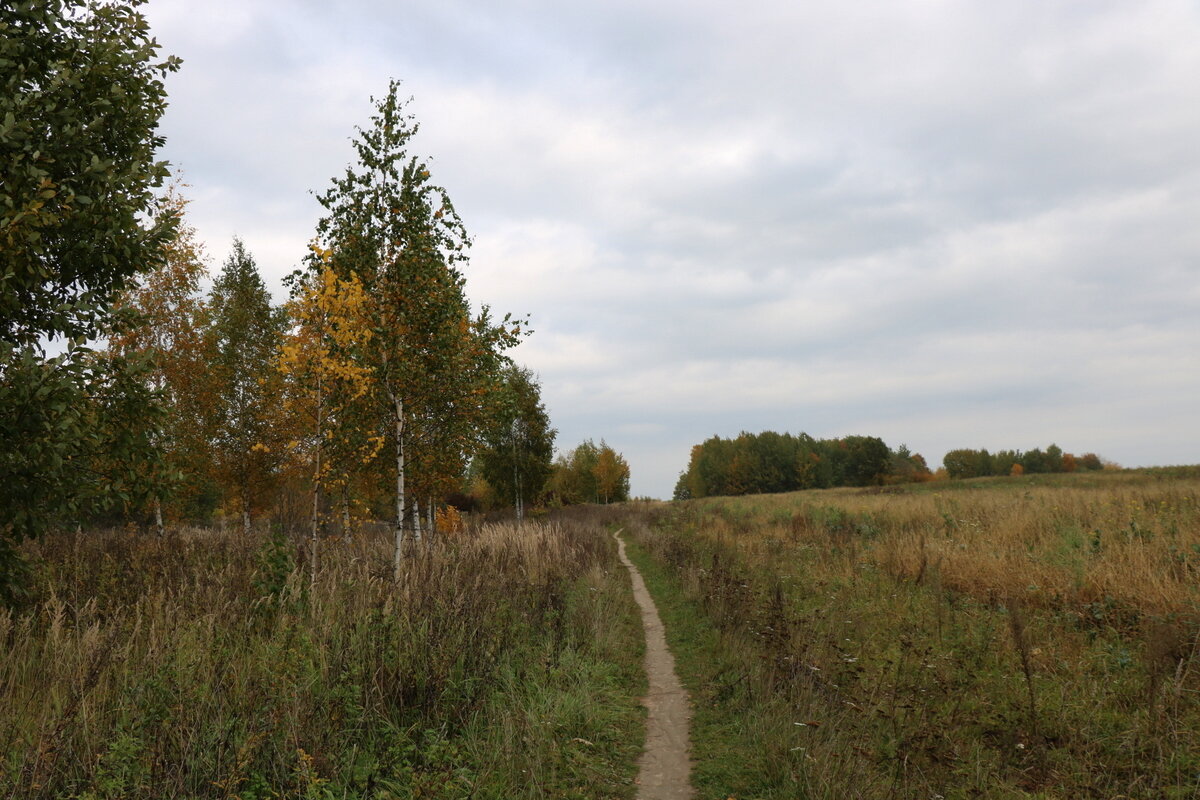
[613,531,695,800]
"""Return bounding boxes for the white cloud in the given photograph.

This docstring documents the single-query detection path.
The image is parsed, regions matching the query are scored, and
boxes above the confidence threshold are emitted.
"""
[140,0,1200,498]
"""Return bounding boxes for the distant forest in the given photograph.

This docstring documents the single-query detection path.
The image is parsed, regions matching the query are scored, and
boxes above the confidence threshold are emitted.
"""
[675,432,1105,499]
[941,446,1104,479]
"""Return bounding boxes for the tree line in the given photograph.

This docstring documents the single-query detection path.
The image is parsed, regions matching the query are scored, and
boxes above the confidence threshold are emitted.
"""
[941,445,1105,478]
[675,430,1112,500]
[675,431,932,499]
[87,89,533,550]
[0,2,629,601]
[469,434,632,512]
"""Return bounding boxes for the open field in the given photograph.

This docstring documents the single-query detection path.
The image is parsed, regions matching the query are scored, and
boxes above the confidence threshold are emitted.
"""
[0,521,644,799]
[618,469,1200,798]
[6,469,1200,799]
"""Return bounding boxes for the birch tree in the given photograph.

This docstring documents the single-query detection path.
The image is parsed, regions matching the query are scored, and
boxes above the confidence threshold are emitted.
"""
[477,364,556,518]
[314,81,520,577]
[593,442,631,504]
[278,250,376,585]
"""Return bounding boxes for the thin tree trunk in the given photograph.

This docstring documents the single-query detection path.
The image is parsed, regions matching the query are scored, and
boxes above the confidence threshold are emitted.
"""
[413,498,423,544]
[240,465,251,535]
[341,485,351,541]
[151,376,166,538]
[311,374,323,592]
[513,431,523,521]
[310,501,319,592]
[392,393,405,582]
[427,497,435,539]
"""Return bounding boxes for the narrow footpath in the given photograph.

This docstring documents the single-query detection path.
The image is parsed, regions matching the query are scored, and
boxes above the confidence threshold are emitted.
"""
[613,531,695,800]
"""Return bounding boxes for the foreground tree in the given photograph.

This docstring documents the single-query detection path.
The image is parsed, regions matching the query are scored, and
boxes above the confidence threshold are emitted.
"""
[1,0,179,346]
[1,0,178,602]
[314,81,520,575]
[0,345,168,603]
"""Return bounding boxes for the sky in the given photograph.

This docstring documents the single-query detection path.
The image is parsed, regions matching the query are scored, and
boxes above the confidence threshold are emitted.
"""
[143,0,1200,499]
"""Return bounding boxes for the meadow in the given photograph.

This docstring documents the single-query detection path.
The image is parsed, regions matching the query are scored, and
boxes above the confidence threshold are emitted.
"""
[0,521,644,799]
[6,469,1200,799]
[620,469,1200,798]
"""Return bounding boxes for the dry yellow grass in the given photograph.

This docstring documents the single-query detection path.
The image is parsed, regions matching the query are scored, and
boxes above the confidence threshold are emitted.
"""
[694,475,1200,618]
[625,472,1200,797]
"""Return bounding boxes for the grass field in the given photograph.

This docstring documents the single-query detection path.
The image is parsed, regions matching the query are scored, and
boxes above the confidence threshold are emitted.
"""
[0,520,644,799]
[6,469,1199,798]
[619,469,1200,798]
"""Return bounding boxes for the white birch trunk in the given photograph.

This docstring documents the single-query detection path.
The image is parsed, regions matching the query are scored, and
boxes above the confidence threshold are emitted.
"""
[392,393,406,582]
[512,422,524,521]
[154,497,164,537]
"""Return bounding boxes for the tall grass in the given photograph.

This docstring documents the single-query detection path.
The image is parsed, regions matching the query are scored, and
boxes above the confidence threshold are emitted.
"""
[622,473,1200,798]
[695,475,1200,617]
[1,520,643,798]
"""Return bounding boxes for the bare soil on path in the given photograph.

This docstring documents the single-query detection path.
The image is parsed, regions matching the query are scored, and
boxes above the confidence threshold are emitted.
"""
[613,531,695,800]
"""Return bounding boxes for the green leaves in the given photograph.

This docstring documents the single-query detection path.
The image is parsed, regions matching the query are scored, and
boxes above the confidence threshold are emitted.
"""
[0,343,170,602]
[476,364,557,512]
[0,0,178,346]
[547,440,631,506]
[1,0,178,600]
[314,81,526,528]
[680,431,907,499]
[207,239,289,524]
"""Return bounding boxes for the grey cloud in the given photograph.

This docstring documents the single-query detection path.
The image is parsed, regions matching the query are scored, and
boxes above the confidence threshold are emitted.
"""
[142,0,1200,497]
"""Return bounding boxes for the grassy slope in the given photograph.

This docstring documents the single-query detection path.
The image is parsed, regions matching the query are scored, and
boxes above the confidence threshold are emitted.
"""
[622,471,1200,799]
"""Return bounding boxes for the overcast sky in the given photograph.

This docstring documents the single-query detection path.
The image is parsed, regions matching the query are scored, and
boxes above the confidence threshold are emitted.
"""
[144,0,1200,498]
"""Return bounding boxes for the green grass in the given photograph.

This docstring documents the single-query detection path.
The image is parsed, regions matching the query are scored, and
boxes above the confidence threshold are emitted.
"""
[621,533,815,799]
[463,567,647,799]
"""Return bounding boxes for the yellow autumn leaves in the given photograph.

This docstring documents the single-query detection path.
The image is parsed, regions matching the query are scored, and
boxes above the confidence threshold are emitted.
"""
[277,246,385,487]
[277,246,374,401]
